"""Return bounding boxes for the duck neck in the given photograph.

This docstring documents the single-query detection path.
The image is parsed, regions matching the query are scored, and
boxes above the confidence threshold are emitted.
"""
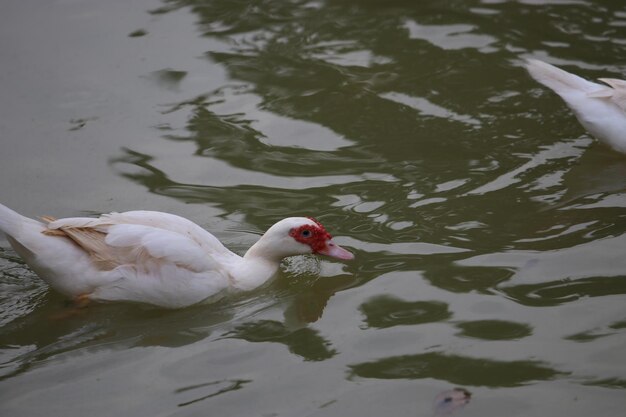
[243,237,285,263]
[230,256,280,292]
[229,240,283,291]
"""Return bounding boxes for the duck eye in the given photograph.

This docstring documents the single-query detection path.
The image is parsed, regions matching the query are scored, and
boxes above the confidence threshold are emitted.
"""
[301,229,312,238]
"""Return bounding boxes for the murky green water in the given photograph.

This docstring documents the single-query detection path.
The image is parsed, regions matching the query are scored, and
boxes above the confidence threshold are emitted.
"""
[1,0,626,415]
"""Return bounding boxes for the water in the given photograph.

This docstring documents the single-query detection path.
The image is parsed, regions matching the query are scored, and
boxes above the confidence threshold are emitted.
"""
[1,0,626,416]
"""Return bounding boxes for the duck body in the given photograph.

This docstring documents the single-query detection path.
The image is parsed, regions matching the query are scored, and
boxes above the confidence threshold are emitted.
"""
[525,59,626,154]
[0,204,353,308]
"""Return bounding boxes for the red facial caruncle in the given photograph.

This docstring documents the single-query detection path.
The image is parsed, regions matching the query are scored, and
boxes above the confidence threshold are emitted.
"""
[289,217,332,253]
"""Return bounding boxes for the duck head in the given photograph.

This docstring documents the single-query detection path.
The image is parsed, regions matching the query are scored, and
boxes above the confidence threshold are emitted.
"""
[244,217,354,262]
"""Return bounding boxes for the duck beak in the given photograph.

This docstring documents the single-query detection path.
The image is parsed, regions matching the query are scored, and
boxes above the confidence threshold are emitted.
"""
[318,239,354,260]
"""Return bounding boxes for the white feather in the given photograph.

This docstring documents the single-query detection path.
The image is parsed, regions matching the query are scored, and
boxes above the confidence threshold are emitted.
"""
[525,59,626,154]
[105,224,218,272]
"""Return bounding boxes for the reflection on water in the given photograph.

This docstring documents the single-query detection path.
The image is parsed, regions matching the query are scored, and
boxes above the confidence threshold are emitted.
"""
[144,69,188,91]
[223,319,336,361]
[175,378,251,407]
[0,293,234,380]
[502,276,626,307]
[455,319,532,341]
[2,0,626,415]
[350,352,563,387]
[359,295,451,328]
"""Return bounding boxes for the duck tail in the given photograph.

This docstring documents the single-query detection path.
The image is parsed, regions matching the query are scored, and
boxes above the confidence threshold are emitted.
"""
[0,203,39,238]
[525,59,599,94]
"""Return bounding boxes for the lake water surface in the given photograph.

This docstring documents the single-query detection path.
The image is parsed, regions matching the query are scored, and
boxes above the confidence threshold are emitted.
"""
[1,1,626,416]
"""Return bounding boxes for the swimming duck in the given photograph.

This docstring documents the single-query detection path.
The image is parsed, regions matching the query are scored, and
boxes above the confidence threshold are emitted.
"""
[525,58,626,154]
[0,203,353,308]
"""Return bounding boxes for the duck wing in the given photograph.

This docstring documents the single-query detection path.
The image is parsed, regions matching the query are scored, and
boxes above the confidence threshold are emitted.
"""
[588,78,626,113]
[45,211,236,273]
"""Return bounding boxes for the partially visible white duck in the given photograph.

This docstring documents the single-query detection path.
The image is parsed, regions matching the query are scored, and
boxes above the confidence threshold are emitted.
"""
[0,203,353,308]
[525,58,626,154]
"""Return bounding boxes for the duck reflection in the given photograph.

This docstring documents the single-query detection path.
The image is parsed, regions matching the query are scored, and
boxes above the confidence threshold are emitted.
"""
[0,290,232,380]
[0,247,346,381]
[219,270,357,362]
[222,319,336,362]
[557,146,626,206]
[0,291,338,380]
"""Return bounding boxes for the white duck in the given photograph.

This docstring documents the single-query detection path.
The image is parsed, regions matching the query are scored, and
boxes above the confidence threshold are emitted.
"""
[525,59,626,154]
[0,203,353,308]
